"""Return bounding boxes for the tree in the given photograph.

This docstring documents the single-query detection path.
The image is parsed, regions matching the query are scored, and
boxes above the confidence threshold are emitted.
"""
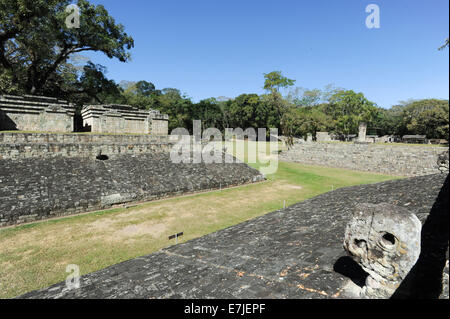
[262,71,296,142]
[121,80,161,110]
[286,87,321,107]
[135,81,157,97]
[374,105,405,136]
[156,88,194,132]
[191,98,224,132]
[326,90,378,138]
[228,94,261,129]
[263,71,296,94]
[439,38,449,50]
[401,99,449,139]
[0,0,134,97]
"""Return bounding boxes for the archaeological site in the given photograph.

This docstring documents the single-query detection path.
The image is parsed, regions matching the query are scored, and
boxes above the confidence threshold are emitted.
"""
[1,93,448,301]
[0,1,448,309]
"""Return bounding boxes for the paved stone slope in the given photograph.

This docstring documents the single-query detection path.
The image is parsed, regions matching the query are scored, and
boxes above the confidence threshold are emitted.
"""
[0,153,264,227]
[18,173,448,299]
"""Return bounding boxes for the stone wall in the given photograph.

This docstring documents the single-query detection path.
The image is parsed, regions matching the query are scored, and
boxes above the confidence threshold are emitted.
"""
[81,104,168,135]
[0,132,169,144]
[0,152,265,227]
[280,142,447,177]
[0,132,172,160]
[0,142,174,160]
[0,95,75,132]
[316,132,332,142]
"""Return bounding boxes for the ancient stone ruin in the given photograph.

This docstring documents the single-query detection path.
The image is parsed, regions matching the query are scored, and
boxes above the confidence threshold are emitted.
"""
[0,95,76,132]
[81,104,169,135]
[343,203,422,298]
[1,95,448,299]
[316,132,332,142]
[280,142,448,177]
[357,122,367,143]
[18,173,448,299]
[438,149,449,173]
[0,95,169,136]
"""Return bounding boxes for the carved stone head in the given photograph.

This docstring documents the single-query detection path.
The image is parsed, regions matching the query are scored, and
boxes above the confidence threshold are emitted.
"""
[437,150,449,174]
[343,203,422,298]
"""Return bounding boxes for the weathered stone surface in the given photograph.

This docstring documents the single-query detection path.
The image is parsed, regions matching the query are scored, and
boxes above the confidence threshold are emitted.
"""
[17,174,448,299]
[316,132,331,142]
[343,203,422,298]
[391,174,449,299]
[280,142,447,177]
[438,149,449,174]
[81,104,168,135]
[0,141,173,160]
[357,123,367,143]
[0,152,265,227]
[0,95,75,132]
[0,132,170,144]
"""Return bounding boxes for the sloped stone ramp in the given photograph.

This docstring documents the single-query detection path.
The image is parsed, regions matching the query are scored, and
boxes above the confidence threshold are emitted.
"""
[18,174,448,299]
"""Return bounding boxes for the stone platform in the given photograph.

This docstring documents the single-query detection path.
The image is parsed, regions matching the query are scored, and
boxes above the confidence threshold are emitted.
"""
[0,152,264,227]
[18,173,448,299]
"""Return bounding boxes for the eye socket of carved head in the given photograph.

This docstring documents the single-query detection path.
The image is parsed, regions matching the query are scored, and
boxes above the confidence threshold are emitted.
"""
[379,232,397,250]
[354,239,367,249]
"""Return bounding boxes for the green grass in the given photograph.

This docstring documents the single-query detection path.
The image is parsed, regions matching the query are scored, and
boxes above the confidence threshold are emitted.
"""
[0,141,399,299]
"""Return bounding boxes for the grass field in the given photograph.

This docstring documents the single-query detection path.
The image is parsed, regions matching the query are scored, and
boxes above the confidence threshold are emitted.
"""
[0,141,399,298]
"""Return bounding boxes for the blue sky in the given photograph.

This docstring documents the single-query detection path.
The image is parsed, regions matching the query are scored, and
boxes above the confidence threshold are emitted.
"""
[84,0,449,108]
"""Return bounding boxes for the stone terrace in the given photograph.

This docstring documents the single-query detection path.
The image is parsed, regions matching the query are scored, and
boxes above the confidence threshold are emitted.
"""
[0,152,265,227]
[19,174,448,299]
[280,142,446,177]
[0,95,75,132]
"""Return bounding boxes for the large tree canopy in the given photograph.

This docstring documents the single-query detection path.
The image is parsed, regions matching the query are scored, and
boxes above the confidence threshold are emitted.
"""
[401,99,449,139]
[0,0,133,97]
[325,90,379,137]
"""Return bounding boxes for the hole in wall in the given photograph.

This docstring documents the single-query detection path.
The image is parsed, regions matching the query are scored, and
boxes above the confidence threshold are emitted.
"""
[96,154,109,161]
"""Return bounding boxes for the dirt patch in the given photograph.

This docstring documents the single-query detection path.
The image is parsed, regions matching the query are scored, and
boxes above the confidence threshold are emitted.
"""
[105,222,167,242]
[283,184,303,190]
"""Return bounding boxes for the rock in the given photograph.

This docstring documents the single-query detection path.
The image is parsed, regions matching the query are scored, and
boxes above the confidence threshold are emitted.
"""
[343,203,422,298]
[437,150,449,174]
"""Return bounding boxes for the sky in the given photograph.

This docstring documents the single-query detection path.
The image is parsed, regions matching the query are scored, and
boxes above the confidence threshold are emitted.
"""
[84,0,449,108]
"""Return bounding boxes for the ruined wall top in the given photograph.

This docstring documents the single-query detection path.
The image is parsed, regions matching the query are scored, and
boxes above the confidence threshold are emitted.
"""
[0,94,76,115]
[0,95,76,132]
[81,104,168,120]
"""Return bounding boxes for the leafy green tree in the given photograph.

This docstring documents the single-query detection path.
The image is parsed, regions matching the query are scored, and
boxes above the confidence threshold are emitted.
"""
[121,80,161,110]
[134,81,158,97]
[0,0,133,98]
[400,99,449,139]
[156,88,194,132]
[373,105,406,136]
[228,94,261,129]
[326,90,378,137]
[191,98,224,131]
[263,71,296,94]
[262,71,296,141]
[286,87,321,107]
